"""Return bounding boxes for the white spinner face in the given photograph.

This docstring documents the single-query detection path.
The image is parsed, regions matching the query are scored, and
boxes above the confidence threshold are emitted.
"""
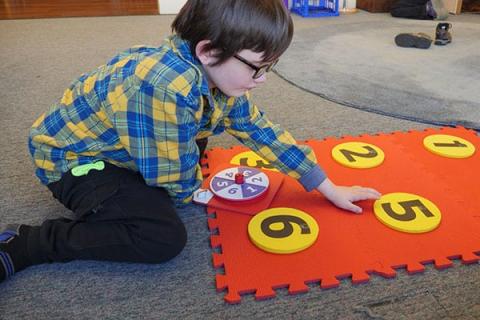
[209,167,269,201]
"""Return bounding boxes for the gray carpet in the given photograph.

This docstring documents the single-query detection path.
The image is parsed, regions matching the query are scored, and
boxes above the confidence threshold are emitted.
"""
[275,15,480,130]
[0,13,479,320]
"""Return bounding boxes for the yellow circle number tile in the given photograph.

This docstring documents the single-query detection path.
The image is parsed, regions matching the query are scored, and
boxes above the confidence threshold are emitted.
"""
[374,192,442,234]
[423,134,476,159]
[331,142,385,169]
[230,151,278,171]
[248,208,319,254]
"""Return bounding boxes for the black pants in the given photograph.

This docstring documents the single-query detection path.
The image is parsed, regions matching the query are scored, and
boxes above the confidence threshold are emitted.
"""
[25,138,208,266]
[391,0,431,19]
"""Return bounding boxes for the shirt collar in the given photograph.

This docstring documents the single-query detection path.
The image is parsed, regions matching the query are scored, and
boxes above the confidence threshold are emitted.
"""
[167,34,211,96]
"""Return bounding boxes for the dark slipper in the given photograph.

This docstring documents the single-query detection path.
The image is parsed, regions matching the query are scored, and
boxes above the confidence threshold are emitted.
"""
[395,33,433,49]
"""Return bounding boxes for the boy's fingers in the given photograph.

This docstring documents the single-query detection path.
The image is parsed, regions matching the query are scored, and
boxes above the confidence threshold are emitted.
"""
[365,187,382,197]
[340,201,362,214]
[354,186,381,199]
[350,204,363,214]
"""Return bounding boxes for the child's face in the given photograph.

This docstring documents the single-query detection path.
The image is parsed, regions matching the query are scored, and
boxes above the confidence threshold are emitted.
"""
[203,50,269,97]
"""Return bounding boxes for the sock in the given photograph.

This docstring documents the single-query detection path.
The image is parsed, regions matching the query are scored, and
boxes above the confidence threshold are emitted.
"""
[0,225,33,282]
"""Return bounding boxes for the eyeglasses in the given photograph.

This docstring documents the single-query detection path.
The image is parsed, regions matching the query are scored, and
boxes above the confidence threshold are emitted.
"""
[233,54,278,79]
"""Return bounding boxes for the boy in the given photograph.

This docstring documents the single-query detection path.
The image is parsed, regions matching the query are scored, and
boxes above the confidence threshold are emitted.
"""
[0,0,380,283]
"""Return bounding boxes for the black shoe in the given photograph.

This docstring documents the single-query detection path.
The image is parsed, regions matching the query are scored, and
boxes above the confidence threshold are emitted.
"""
[395,33,432,49]
[0,225,31,282]
[435,22,452,45]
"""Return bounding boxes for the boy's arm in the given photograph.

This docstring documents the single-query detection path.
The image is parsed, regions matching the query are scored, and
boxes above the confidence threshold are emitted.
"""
[225,94,380,213]
[224,94,326,191]
[224,93,325,192]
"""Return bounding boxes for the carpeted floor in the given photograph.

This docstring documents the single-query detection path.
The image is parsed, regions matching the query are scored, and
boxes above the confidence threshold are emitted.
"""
[0,12,479,320]
[275,12,480,130]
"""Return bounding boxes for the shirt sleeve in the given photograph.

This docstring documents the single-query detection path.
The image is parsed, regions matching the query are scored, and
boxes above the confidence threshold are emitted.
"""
[224,93,327,191]
[109,78,203,205]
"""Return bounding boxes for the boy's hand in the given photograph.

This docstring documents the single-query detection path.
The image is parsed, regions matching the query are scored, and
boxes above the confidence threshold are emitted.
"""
[316,178,381,214]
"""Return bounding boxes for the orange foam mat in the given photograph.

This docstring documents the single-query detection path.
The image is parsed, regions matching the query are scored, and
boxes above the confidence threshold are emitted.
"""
[201,127,480,304]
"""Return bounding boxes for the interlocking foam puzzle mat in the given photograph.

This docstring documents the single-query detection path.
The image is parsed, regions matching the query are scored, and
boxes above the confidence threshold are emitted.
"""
[200,127,480,304]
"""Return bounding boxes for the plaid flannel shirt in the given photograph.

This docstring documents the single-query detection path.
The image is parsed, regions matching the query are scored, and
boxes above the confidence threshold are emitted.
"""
[29,35,326,205]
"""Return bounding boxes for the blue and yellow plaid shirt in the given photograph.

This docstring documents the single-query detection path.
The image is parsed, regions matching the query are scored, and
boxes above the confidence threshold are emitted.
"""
[29,35,326,205]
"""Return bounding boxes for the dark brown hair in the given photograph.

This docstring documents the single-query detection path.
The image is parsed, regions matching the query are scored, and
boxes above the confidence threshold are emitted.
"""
[171,0,293,65]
